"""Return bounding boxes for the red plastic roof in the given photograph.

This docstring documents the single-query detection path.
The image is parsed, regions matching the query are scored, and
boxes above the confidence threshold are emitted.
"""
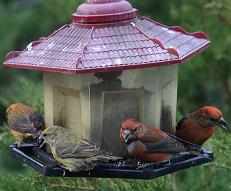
[4,0,210,74]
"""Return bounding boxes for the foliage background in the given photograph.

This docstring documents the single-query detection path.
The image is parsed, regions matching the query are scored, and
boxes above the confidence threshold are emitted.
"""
[0,0,231,190]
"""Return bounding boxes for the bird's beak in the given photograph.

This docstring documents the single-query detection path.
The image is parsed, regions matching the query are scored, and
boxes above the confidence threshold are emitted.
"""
[123,130,132,143]
[217,117,229,130]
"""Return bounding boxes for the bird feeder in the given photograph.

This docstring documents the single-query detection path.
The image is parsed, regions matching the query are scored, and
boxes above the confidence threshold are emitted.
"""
[5,0,213,179]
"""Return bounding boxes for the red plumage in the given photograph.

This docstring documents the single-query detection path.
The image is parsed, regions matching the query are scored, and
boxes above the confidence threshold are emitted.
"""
[175,106,229,146]
[6,103,45,145]
[119,119,202,163]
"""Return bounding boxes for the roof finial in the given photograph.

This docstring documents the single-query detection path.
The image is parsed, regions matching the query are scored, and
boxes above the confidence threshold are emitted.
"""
[72,0,137,24]
[86,0,121,3]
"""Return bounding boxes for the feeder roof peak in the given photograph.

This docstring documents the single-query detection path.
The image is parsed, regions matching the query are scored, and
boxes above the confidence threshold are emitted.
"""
[73,0,137,24]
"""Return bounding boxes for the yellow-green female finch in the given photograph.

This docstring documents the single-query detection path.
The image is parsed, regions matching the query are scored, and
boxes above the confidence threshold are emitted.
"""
[39,126,122,172]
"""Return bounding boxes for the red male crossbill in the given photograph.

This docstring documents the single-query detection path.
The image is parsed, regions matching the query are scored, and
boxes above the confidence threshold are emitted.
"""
[39,126,122,172]
[120,119,203,163]
[175,106,229,146]
[6,103,45,145]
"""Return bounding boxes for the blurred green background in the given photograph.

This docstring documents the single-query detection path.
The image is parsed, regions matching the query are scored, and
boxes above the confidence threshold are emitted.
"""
[0,0,231,190]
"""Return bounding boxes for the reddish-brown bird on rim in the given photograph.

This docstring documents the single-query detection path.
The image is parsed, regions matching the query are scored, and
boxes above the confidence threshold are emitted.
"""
[6,103,45,146]
[175,106,229,146]
[120,119,202,163]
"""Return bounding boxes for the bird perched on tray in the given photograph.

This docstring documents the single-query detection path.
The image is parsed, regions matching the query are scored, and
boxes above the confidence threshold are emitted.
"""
[120,118,203,164]
[175,106,229,146]
[39,126,122,172]
[6,103,45,146]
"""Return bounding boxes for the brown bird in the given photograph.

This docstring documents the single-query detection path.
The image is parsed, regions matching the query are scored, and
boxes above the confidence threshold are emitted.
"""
[39,126,122,172]
[120,119,203,164]
[6,103,45,146]
[175,106,229,146]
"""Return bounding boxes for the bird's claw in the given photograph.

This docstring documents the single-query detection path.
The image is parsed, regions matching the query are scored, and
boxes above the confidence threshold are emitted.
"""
[166,160,171,166]
[15,141,23,148]
[117,161,123,167]
[137,161,141,165]
[122,159,133,165]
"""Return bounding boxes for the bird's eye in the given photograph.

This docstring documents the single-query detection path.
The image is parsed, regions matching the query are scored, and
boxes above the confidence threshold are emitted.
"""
[210,118,216,122]
[131,128,138,133]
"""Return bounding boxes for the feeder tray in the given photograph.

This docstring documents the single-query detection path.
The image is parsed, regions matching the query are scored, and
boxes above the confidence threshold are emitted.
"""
[10,144,214,179]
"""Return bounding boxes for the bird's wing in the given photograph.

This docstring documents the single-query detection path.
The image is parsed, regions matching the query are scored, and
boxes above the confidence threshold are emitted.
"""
[9,115,36,134]
[55,140,109,159]
[166,133,202,152]
[176,117,188,130]
[139,125,167,143]
[142,136,188,154]
[29,110,45,130]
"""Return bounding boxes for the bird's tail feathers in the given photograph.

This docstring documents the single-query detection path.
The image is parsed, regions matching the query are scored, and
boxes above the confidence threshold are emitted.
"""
[166,133,212,160]
[181,141,211,161]
[81,139,123,161]
[167,133,202,150]
[188,150,212,161]
[98,155,123,162]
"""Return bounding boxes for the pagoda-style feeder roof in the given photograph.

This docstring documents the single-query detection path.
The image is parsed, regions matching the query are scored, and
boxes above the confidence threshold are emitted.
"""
[4,0,210,74]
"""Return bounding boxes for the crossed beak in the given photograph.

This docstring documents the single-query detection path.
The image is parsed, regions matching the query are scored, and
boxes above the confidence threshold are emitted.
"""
[123,130,132,143]
[217,117,229,130]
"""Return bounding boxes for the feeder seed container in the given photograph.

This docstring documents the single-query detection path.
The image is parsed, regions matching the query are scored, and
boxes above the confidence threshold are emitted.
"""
[4,0,210,158]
